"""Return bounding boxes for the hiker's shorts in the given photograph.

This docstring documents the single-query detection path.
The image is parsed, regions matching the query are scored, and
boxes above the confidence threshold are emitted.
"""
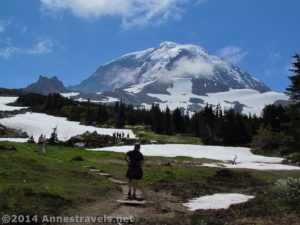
[126,166,143,180]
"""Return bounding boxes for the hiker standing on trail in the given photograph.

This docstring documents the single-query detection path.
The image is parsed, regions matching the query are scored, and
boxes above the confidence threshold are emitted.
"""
[42,135,47,154]
[38,135,44,154]
[125,143,144,200]
[38,134,46,155]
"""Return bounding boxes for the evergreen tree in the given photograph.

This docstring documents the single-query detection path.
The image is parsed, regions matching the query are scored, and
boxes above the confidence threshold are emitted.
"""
[49,127,59,144]
[69,105,83,121]
[96,104,108,125]
[127,104,137,126]
[115,102,126,128]
[285,54,300,107]
[150,104,164,133]
[84,99,96,125]
[164,107,172,135]
[172,108,185,133]
[199,105,215,144]
[285,54,300,150]
[262,104,289,132]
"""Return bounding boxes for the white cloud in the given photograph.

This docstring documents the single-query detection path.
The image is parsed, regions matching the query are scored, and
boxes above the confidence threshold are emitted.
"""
[0,47,20,59]
[217,46,248,64]
[195,0,207,5]
[140,56,215,83]
[269,52,281,61]
[0,39,54,59]
[26,39,53,55]
[168,56,214,78]
[40,0,198,28]
[0,20,11,33]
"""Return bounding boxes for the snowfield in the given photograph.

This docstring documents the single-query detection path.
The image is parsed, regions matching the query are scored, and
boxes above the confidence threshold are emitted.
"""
[88,144,282,163]
[145,78,288,115]
[0,97,26,111]
[183,193,255,210]
[76,96,120,103]
[0,138,28,143]
[0,112,135,141]
[201,162,300,171]
[88,144,300,171]
[60,92,80,98]
[124,80,156,94]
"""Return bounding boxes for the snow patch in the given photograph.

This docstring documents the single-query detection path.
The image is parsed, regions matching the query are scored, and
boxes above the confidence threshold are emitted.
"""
[88,144,300,171]
[0,138,28,143]
[0,97,26,111]
[124,80,156,94]
[88,144,282,163]
[60,92,80,98]
[0,112,135,141]
[148,78,195,111]
[100,97,120,103]
[183,193,254,210]
[147,82,288,115]
[201,162,300,171]
[76,98,101,103]
[202,89,289,115]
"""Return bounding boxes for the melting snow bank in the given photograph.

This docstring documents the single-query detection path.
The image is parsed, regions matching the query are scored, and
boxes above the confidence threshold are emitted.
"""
[201,162,300,171]
[60,92,80,98]
[88,144,300,170]
[0,96,26,111]
[183,193,255,211]
[0,138,28,143]
[0,112,135,141]
[88,144,282,163]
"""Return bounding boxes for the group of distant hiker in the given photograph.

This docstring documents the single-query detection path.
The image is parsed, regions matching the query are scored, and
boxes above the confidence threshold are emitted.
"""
[112,131,130,139]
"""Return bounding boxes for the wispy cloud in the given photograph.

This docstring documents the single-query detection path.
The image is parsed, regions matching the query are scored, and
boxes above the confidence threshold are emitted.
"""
[269,51,281,61]
[0,20,11,33]
[264,51,288,77]
[217,45,248,64]
[195,0,207,5]
[40,0,204,29]
[0,39,54,59]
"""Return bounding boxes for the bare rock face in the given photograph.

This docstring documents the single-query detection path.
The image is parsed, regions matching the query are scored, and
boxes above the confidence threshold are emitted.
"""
[23,76,67,94]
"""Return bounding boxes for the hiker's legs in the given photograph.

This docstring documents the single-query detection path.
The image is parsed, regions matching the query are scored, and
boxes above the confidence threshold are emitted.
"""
[128,179,133,196]
[132,179,137,196]
[39,145,43,154]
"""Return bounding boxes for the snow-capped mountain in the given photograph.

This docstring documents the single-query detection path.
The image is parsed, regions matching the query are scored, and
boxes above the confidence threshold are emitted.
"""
[70,41,288,115]
[72,41,269,93]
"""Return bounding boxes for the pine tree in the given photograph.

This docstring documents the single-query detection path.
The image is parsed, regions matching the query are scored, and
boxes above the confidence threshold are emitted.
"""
[285,54,300,150]
[150,104,164,133]
[84,99,96,125]
[164,107,172,135]
[172,108,185,133]
[285,54,300,107]
[115,102,126,128]
[96,104,108,125]
[49,127,59,145]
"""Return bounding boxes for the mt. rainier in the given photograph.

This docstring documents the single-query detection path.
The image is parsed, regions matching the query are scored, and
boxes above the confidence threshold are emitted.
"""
[71,42,288,115]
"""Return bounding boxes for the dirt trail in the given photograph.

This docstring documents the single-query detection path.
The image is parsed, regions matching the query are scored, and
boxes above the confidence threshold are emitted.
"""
[87,167,147,222]
[74,165,188,225]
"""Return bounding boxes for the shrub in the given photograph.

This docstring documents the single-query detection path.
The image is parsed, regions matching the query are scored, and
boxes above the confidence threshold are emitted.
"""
[71,156,84,161]
[251,127,294,155]
[274,177,300,208]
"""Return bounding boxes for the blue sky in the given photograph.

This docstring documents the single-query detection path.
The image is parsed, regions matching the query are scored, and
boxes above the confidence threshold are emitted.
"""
[0,0,299,91]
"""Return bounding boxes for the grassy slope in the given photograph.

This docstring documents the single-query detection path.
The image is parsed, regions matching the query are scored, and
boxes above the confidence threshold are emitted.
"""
[0,142,299,225]
[126,125,203,145]
[0,142,119,217]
